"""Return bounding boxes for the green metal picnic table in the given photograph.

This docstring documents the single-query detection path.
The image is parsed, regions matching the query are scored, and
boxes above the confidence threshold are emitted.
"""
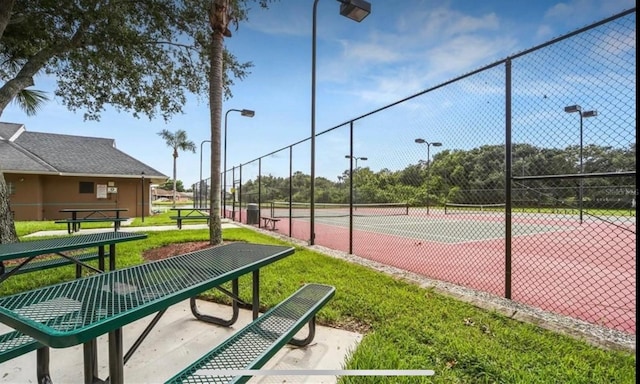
[57,208,129,233]
[0,242,295,384]
[0,231,147,281]
[169,207,211,229]
[0,231,148,382]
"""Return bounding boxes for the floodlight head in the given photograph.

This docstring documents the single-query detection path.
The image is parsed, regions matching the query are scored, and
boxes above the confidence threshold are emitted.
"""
[415,138,426,144]
[360,157,368,161]
[564,105,582,113]
[240,109,255,117]
[345,155,352,159]
[432,142,443,147]
[339,0,371,22]
[582,110,598,118]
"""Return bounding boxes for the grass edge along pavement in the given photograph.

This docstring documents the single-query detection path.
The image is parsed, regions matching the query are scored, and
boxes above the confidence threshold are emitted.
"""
[4,226,636,383]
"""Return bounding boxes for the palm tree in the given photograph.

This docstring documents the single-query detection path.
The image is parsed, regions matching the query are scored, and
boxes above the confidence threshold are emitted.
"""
[157,129,196,207]
[207,0,237,245]
[11,89,48,116]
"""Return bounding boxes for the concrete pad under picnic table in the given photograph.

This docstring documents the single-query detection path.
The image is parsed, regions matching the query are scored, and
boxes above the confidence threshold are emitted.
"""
[0,299,362,384]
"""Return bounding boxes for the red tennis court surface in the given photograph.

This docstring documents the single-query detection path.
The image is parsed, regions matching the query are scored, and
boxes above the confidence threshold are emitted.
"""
[253,210,635,335]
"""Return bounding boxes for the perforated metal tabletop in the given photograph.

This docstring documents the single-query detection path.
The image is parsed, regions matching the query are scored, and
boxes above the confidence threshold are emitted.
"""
[0,232,147,262]
[0,242,295,349]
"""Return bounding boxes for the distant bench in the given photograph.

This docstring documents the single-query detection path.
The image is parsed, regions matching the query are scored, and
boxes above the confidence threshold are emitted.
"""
[169,215,210,229]
[54,217,129,234]
[169,208,211,229]
[260,216,280,230]
[57,208,129,234]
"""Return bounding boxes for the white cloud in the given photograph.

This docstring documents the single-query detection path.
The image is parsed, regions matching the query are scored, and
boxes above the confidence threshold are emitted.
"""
[339,40,402,64]
[544,2,576,19]
[402,6,501,41]
[426,35,515,78]
[535,24,555,41]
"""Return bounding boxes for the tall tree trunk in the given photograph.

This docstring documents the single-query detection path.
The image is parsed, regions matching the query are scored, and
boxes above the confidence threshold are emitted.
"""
[0,171,18,246]
[207,0,232,245]
[0,0,15,250]
[172,150,178,208]
[0,0,16,40]
[209,29,223,245]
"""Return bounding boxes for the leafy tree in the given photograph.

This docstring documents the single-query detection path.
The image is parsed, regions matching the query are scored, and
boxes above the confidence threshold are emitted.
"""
[157,129,196,207]
[0,0,274,245]
[231,141,634,214]
[161,180,186,193]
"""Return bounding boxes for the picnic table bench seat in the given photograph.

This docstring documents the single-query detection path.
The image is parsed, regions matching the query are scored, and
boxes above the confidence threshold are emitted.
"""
[260,216,280,230]
[0,331,41,364]
[165,283,335,384]
[54,217,129,233]
[170,215,210,229]
[3,251,111,276]
[54,218,130,224]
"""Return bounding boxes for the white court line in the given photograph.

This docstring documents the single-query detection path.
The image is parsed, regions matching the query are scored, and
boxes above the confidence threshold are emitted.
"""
[312,217,576,245]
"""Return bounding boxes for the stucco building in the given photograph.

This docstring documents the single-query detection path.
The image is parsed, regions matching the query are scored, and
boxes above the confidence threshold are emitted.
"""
[0,122,167,221]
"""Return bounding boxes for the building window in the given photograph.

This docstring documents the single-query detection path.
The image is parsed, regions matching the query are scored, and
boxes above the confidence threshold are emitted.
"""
[79,181,94,194]
[7,182,15,195]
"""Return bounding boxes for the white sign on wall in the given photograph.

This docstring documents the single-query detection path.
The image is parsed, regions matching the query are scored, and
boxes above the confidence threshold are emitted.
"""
[97,184,107,199]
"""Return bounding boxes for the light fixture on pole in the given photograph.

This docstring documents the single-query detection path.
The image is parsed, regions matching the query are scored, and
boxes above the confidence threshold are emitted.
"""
[344,155,368,171]
[199,139,211,209]
[224,108,255,218]
[564,104,597,224]
[310,0,371,245]
[345,155,367,204]
[415,138,443,215]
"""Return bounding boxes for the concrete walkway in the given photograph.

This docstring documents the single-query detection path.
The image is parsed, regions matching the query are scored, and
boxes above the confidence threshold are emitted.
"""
[24,219,233,237]
[4,220,363,383]
[0,300,362,383]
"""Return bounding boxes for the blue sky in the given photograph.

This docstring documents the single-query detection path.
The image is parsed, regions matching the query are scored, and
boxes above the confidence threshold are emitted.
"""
[1,0,635,186]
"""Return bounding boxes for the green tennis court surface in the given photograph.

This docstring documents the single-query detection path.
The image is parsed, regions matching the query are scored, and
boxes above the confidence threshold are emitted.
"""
[308,215,576,244]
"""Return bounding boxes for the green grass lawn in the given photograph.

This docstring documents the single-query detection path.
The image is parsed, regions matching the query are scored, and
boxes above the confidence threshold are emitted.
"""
[5,223,636,383]
[15,211,192,236]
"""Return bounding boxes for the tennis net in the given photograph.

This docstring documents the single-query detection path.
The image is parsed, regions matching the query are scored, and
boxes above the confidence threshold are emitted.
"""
[444,203,506,214]
[269,202,410,218]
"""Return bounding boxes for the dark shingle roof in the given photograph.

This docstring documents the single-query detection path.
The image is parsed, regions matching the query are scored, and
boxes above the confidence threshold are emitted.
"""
[0,123,167,180]
[0,122,24,140]
[0,140,57,173]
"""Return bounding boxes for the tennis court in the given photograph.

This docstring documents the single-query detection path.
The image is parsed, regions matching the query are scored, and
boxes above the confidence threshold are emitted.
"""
[261,202,636,334]
[314,214,577,244]
[269,202,581,243]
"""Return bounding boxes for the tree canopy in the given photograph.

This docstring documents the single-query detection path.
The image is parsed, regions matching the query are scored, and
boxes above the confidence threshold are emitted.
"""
[0,0,257,121]
[237,143,636,211]
[0,0,274,244]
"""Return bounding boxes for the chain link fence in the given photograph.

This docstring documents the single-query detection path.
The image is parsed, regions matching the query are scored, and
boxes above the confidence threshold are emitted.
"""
[195,9,636,335]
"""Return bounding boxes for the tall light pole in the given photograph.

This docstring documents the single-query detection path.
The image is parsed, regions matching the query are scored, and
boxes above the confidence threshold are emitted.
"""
[415,138,442,214]
[345,155,367,204]
[310,0,371,245]
[224,108,255,218]
[199,139,211,209]
[564,105,597,224]
[141,171,145,222]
